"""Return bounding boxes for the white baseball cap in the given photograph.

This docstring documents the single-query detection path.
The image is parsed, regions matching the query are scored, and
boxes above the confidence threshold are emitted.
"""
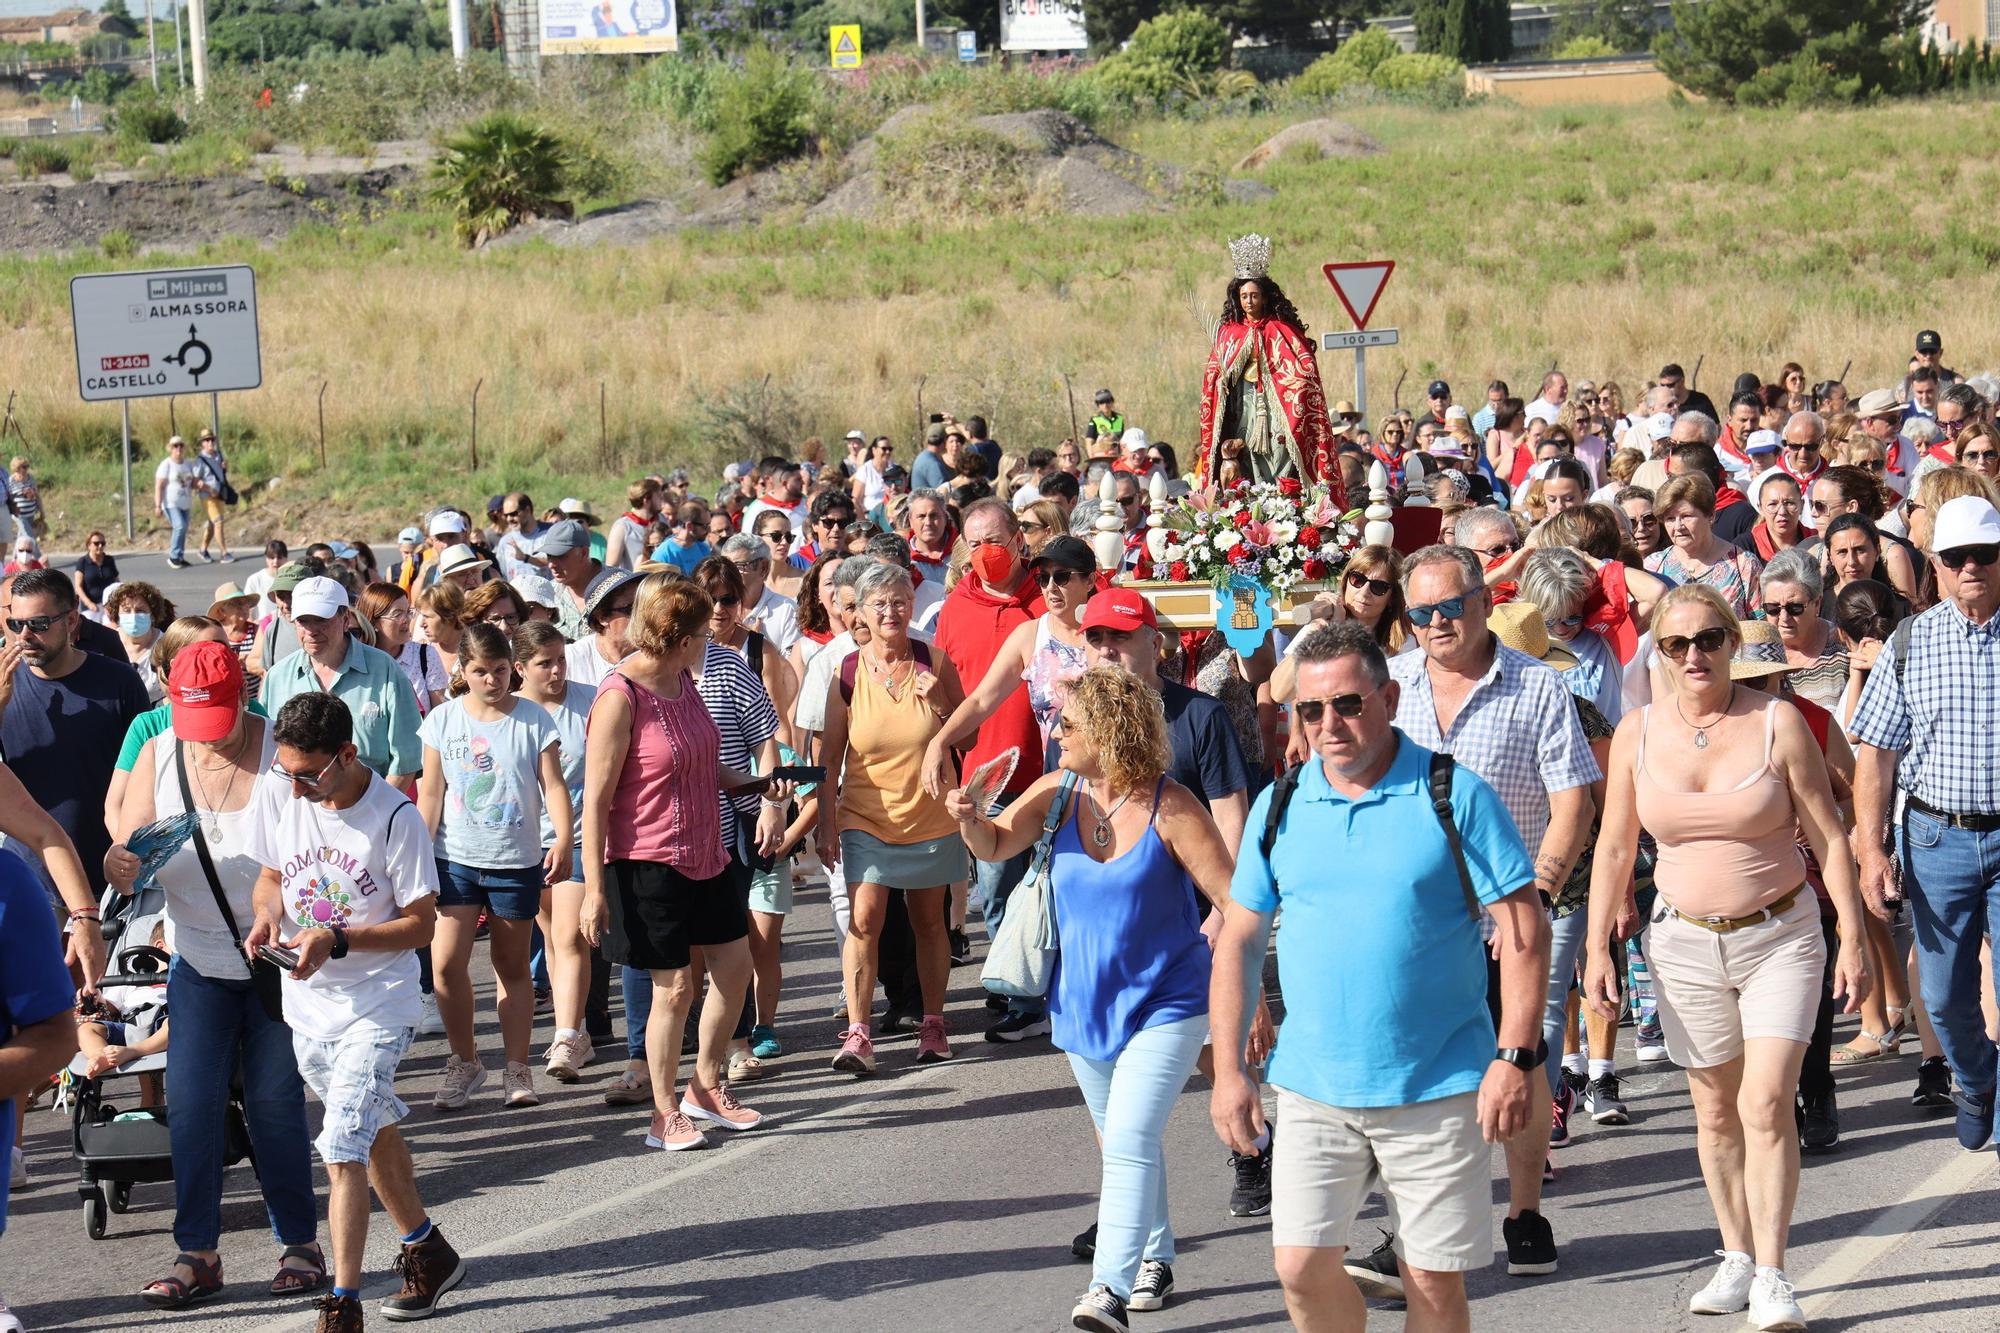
[1645,412,1675,442]
[845,429,867,442]
[1120,426,1150,453]
[1746,429,1782,455]
[290,576,349,620]
[513,572,560,610]
[1929,495,2000,553]
[427,510,468,538]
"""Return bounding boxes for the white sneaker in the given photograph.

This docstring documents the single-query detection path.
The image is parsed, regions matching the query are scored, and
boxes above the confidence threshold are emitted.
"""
[1748,1267,1806,1331]
[0,1286,25,1333]
[417,993,444,1036]
[432,1056,487,1111]
[8,1145,23,1189]
[502,1061,539,1108]
[544,1031,593,1082]
[1688,1250,1754,1314]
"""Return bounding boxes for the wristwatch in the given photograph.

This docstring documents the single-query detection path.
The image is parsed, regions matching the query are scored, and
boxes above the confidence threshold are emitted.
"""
[1494,1039,1548,1072]
[327,926,350,961]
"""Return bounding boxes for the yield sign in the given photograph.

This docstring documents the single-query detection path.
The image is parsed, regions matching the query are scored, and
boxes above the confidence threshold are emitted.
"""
[1323,261,1395,331]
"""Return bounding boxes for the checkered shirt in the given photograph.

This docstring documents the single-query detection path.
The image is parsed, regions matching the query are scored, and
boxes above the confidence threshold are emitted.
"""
[1849,599,2000,815]
[1388,640,1602,854]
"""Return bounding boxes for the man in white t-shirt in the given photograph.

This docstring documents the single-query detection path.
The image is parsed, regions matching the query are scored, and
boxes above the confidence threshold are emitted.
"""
[246,693,467,1328]
[1523,370,1568,428]
[742,459,810,535]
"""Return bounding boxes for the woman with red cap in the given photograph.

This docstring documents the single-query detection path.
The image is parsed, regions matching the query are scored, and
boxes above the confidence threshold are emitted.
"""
[105,640,324,1308]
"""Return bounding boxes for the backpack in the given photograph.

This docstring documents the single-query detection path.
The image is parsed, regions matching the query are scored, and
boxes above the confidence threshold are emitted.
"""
[1260,750,1484,922]
[838,641,933,706]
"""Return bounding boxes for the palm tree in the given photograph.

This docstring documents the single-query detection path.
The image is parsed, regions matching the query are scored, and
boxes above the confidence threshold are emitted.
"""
[430,112,574,248]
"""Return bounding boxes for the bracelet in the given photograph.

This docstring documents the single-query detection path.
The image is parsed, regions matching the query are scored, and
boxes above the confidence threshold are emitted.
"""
[760,794,788,808]
[327,926,350,961]
[70,908,101,921]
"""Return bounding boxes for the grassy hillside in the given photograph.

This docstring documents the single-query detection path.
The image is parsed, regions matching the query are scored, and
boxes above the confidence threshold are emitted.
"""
[7,92,2000,548]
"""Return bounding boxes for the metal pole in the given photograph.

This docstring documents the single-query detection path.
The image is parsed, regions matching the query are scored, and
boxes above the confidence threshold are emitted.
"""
[1353,347,1368,425]
[145,0,158,91]
[121,402,134,540]
[172,1,183,89]
[448,0,468,65]
[188,0,207,102]
[208,391,218,443]
[915,0,926,48]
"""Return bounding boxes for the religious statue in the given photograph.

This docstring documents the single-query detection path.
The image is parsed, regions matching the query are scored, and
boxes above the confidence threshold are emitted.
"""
[1195,234,1345,507]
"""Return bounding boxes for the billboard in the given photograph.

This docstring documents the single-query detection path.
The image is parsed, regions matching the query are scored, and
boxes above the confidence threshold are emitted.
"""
[540,0,677,55]
[999,0,1087,51]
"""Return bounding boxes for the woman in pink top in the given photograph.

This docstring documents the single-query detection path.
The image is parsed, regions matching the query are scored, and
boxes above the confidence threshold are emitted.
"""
[1583,584,1869,1328]
[580,575,783,1153]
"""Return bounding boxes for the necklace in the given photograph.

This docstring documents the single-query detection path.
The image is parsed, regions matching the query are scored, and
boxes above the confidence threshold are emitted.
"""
[1086,788,1132,849]
[188,731,251,840]
[864,648,913,699]
[1674,684,1735,750]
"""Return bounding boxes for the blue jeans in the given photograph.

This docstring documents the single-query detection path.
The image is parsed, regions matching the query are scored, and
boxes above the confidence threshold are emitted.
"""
[1067,1014,1207,1301]
[1902,811,2000,1104]
[623,965,652,1062]
[1543,910,1590,1099]
[166,504,190,563]
[530,920,549,991]
[164,956,318,1253]
[978,792,1040,1018]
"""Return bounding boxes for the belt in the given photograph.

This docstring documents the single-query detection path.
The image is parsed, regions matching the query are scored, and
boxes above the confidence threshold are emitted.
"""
[1666,887,1801,934]
[1906,795,2000,833]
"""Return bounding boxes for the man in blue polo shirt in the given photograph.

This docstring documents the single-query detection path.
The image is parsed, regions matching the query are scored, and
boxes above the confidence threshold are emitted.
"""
[1212,621,1548,1333]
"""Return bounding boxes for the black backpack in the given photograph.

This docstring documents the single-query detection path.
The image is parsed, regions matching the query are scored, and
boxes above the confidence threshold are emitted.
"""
[1260,750,1483,922]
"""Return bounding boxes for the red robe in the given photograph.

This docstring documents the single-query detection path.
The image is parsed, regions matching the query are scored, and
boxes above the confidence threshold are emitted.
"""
[1195,317,1346,508]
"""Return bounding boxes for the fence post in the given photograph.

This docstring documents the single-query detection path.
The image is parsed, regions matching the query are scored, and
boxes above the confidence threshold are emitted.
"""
[599,381,608,469]
[470,378,483,471]
[316,380,328,467]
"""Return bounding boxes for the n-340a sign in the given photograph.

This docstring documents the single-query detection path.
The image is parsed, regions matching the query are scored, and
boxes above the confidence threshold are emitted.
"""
[70,264,262,402]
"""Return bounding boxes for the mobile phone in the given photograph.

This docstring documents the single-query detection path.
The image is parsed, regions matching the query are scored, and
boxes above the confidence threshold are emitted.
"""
[766,764,825,785]
[257,943,301,972]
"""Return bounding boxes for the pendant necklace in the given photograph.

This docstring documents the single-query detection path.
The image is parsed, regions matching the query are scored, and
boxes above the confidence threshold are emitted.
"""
[1087,788,1132,849]
[1674,684,1735,750]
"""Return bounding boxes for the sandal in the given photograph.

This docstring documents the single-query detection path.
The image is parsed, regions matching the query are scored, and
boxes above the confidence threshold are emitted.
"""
[140,1252,224,1309]
[270,1243,328,1296]
[1832,1032,1892,1065]
[727,1049,772,1083]
[1884,1006,1910,1051]
[603,1068,653,1106]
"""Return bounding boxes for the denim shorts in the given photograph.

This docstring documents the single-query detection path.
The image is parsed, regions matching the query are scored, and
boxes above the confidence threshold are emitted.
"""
[543,845,585,886]
[294,1024,413,1165]
[748,859,793,915]
[436,859,543,920]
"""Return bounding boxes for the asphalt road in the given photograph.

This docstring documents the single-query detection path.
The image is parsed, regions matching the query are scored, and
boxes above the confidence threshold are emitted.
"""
[9,547,2000,1332]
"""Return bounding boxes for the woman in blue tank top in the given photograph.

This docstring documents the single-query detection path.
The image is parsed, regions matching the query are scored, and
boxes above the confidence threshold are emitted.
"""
[949,667,1243,1333]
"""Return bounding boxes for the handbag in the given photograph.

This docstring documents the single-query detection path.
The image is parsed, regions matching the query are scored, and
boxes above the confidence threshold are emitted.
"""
[175,740,286,1025]
[980,771,1078,1000]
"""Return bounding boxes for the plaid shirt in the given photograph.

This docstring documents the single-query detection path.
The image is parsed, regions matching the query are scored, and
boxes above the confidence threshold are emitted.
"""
[1849,598,2000,815]
[1389,639,1602,855]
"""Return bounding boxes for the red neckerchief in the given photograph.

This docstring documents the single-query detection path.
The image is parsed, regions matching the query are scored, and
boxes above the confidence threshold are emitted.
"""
[1370,443,1405,489]
[1178,630,1211,686]
[1578,562,1635,663]
[1715,484,1749,512]
[1885,436,1916,481]
[1928,442,1956,466]
[803,626,834,646]
[1122,529,1153,579]
[1718,427,1751,468]
[622,510,650,527]
[908,525,956,565]
[1750,520,1778,562]
[1483,551,1518,604]
[1777,459,1825,489]
[758,493,792,509]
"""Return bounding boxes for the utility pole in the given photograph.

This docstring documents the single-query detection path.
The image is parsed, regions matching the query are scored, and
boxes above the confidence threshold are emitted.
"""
[171,0,183,89]
[145,0,158,91]
[447,0,468,65]
[187,0,207,101]
[915,0,926,49]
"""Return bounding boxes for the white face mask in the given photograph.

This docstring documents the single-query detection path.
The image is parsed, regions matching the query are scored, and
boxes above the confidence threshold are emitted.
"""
[119,610,152,636]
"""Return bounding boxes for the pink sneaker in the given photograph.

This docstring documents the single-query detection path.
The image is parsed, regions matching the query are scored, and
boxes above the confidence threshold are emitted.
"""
[915,1015,952,1064]
[643,1109,709,1152]
[680,1081,763,1131]
[832,1024,877,1074]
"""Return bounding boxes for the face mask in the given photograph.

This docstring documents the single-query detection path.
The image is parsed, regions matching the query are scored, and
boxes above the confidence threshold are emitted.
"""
[971,543,1017,586]
[119,610,151,636]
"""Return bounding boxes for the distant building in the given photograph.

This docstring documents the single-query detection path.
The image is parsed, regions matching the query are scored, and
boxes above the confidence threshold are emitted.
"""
[1929,0,1999,47]
[0,8,138,46]
[1374,1,1673,56]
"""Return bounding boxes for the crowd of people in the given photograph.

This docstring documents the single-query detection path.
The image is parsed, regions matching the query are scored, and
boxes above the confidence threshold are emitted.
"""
[2,331,1999,1333]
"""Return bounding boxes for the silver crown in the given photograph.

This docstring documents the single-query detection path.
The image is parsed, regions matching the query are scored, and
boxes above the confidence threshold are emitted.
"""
[1228,233,1272,280]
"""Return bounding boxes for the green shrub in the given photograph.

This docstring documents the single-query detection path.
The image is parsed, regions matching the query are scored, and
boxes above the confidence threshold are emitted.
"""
[1371,52,1465,94]
[1294,27,1401,97]
[872,110,1034,218]
[430,111,576,247]
[111,91,186,144]
[1554,35,1618,59]
[629,53,726,130]
[245,126,279,153]
[1094,9,1231,104]
[100,228,136,259]
[0,137,17,160]
[14,140,72,176]
[699,46,820,185]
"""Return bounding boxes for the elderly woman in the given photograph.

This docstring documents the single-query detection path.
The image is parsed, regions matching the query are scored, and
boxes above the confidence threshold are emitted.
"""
[415,581,466,688]
[1809,466,1921,607]
[1756,549,1846,714]
[1518,547,1621,721]
[1584,585,1869,1330]
[1618,485,1664,556]
[818,561,966,1072]
[106,640,323,1306]
[1906,463,2000,554]
[948,667,1238,1331]
[1749,471,1808,561]
[109,580,176,700]
[1645,473,1765,616]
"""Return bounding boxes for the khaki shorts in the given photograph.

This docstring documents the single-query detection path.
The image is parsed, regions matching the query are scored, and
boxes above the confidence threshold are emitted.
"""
[1646,889,1824,1068]
[1271,1086,1489,1273]
[203,496,225,521]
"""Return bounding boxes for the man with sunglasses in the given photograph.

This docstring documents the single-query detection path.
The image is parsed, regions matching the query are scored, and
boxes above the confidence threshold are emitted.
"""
[490,491,547,584]
[1851,495,2000,1158]
[1383,545,1598,1278]
[260,577,423,796]
[1213,620,1544,1331]
[1854,388,1918,499]
[1773,411,1829,497]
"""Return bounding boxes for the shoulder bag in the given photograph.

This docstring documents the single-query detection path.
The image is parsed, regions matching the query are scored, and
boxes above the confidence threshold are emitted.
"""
[980,771,1079,1000]
[175,739,287,1024]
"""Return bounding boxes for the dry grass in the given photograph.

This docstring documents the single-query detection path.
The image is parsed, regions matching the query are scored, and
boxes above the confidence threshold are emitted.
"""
[7,92,2000,546]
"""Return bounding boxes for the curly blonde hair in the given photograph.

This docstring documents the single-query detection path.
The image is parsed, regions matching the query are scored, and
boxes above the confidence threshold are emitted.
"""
[1063,666,1169,796]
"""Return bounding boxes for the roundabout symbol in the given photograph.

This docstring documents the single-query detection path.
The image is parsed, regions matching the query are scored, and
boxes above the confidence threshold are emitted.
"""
[162,322,212,385]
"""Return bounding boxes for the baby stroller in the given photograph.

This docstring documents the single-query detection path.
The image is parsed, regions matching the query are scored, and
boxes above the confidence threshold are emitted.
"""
[66,883,256,1239]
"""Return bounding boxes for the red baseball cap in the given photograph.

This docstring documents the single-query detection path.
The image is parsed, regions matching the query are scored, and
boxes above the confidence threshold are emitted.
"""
[1080,587,1156,633]
[167,640,245,743]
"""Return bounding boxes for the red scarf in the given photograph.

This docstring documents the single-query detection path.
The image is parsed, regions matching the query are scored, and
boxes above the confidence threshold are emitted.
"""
[907,525,957,566]
[802,626,834,646]
[1578,562,1637,664]
[1178,630,1211,687]
[1928,442,1956,466]
[1776,459,1825,489]
[622,510,651,528]
[1715,484,1749,513]
[1370,443,1405,490]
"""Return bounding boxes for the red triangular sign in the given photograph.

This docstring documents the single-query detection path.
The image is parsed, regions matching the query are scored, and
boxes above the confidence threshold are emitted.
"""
[1323,260,1395,331]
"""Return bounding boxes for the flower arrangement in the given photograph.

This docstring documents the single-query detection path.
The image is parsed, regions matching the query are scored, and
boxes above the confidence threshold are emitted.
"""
[1155,478,1364,594]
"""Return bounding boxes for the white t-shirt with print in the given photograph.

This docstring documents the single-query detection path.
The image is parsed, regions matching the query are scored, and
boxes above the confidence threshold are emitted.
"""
[245,771,439,1041]
[416,695,559,870]
[155,458,201,511]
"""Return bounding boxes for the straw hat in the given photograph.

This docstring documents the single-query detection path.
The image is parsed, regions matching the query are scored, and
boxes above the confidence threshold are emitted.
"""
[1491,600,1579,671]
[1730,618,1791,681]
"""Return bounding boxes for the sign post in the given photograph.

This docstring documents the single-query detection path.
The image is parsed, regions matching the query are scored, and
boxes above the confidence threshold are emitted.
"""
[1321,260,1395,424]
[70,263,262,540]
[957,29,977,61]
[829,24,861,68]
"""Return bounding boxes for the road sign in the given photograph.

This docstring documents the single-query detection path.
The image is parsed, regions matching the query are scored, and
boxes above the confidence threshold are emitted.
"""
[1321,329,1399,351]
[1323,260,1395,331]
[71,264,261,402]
[829,24,861,68]
[957,29,977,61]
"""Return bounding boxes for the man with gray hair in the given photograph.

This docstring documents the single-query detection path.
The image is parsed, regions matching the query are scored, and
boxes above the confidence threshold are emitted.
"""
[721,532,799,654]
[1777,410,1829,492]
[1453,506,1523,568]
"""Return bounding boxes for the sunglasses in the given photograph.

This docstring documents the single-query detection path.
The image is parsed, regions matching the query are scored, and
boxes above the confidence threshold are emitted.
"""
[604,599,636,619]
[1942,418,1969,435]
[1962,449,1998,465]
[1407,597,1470,627]
[1760,601,1808,619]
[1036,567,1083,588]
[1629,513,1658,527]
[1658,627,1731,658]
[1295,689,1380,724]
[713,594,741,608]
[4,614,60,634]
[1345,572,1393,598]
[819,516,854,530]
[1476,542,1520,560]
[1937,543,2000,570]
[272,753,342,789]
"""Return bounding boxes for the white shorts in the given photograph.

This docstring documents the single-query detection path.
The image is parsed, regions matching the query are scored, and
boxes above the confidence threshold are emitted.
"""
[294,1024,414,1165]
[1646,890,1825,1069]
[1271,1087,1489,1273]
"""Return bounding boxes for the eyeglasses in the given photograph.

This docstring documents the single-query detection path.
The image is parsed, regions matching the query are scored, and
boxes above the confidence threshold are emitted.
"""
[87,539,105,547]
[1942,417,1968,435]
[1475,541,1520,560]
[380,609,413,624]
[272,753,342,789]
[712,595,741,608]
[1760,601,1808,619]
[483,611,521,628]
[1937,543,2000,570]
[1294,689,1381,724]
[1961,448,1998,466]
[1783,441,1819,452]
[1809,500,1834,515]
[1407,597,1470,627]
[1345,572,1393,598]
[1858,460,1886,474]
[1022,520,1049,534]
[1657,627,1732,658]
[819,516,855,530]
[4,614,60,634]
[1629,513,1658,527]
[1763,499,1802,513]
[1036,568,1081,588]
[1053,713,1077,735]
[604,599,636,619]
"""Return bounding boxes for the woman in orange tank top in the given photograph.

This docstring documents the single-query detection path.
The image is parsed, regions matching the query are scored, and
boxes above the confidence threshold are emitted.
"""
[1582,584,1870,1327]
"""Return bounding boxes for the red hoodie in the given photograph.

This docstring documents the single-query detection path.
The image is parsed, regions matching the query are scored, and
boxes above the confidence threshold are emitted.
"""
[935,570,1047,796]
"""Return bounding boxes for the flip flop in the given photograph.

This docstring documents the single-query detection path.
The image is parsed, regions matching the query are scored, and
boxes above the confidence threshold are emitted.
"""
[140,1252,223,1309]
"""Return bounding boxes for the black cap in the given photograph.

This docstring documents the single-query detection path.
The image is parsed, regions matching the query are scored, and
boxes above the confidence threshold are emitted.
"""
[882,463,910,486]
[1093,388,1115,404]
[1916,329,1942,352]
[1030,535,1096,575]
[1427,380,1450,399]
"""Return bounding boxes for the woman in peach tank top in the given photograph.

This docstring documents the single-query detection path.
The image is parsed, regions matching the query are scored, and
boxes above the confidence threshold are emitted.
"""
[1583,584,1871,1326]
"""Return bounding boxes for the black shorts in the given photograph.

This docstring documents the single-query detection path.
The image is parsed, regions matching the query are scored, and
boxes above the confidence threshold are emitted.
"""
[602,859,748,972]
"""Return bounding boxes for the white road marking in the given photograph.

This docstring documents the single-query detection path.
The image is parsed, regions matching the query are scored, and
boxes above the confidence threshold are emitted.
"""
[1795,1146,1996,1318]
